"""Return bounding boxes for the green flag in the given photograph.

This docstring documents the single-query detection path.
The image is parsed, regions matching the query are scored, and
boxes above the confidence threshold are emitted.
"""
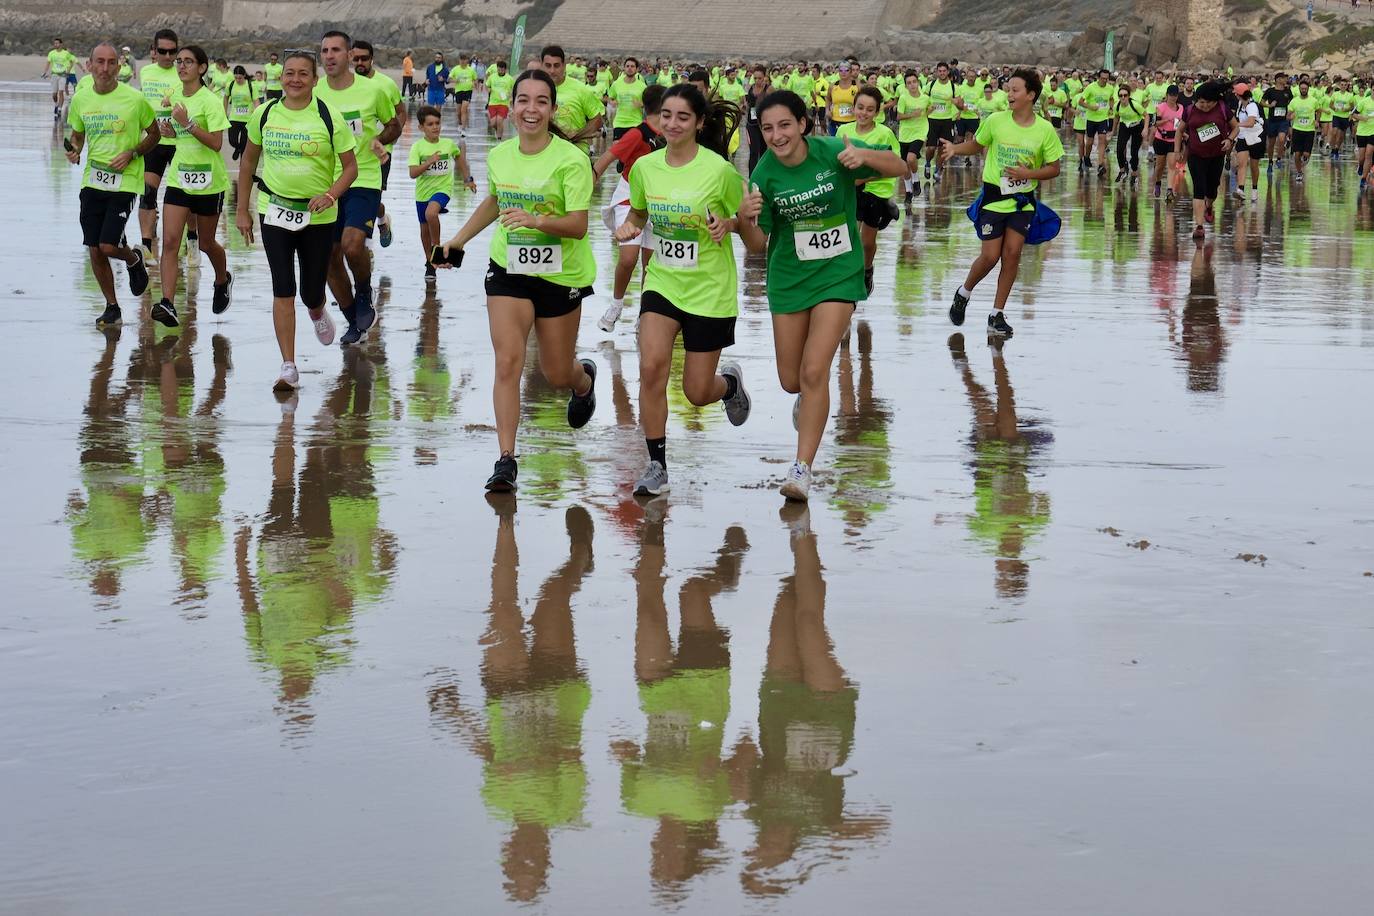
[510,15,526,73]
[1104,30,1115,71]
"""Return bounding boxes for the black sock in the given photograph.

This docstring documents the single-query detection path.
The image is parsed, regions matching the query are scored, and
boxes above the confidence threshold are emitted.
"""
[187,231,198,242]
[721,373,738,402]
[141,237,152,249]
[646,437,666,467]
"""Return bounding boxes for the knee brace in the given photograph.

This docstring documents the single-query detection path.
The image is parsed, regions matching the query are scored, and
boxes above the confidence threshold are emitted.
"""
[140,184,158,211]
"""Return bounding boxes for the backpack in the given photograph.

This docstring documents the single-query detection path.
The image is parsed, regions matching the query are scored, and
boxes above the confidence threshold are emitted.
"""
[254,97,336,199]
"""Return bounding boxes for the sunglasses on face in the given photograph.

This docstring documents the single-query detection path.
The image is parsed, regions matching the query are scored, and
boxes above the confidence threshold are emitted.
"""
[154,46,176,54]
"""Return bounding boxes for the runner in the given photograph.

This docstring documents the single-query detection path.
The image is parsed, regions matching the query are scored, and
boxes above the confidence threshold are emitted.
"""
[923,61,959,181]
[486,59,514,140]
[738,90,904,502]
[1231,82,1262,203]
[1114,82,1145,183]
[401,50,415,100]
[592,83,666,332]
[1288,77,1318,182]
[1176,81,1237,241]
[835,87,903,294]
[65,41,158,329]
[452,54,477,130]
[263,52,283,101]
[611,57,646,141]
[43,37,79,118]
[896,69,929,201]
[118,49,134,84]
[225,66,256,161]
[425,53,449,107]
[352,40,403,248]
[942,68,1063,339]
[746,65,772,172]
[1262,72,1292,174]
[315,30,401,345]
[234,50,359,390]
[1041,73,1068,130]
[541,46,605,149]
[1329,76,1354,160]
[151,44,232,328]
[437,69,599,493]
[1082,69,1116,178]
[826,63,858,136]
[1149,84,1184,199]
[613,84,749,497]
[137,29,181,265]
[408,105,475,279]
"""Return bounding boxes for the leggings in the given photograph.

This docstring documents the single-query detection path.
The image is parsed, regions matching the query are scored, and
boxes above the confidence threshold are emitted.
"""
[228,122,248,159]
[260,218,334,303]
[1116,122,1143,171]
[746,120,765,173]
[1187,155,1225,201]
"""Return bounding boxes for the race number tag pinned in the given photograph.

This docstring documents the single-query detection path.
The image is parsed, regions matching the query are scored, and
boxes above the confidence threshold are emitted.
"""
[792,218,851,261]
[509,236,562,274]
[655,235,699,269]
[265,194,309,231]
[178,166,212,190]
[90,161,122,190]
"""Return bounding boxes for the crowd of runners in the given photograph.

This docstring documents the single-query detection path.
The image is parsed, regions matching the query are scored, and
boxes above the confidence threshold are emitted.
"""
[54,29,1372,502]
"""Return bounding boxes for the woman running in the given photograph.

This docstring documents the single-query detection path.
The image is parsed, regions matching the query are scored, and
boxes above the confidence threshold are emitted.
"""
[739,90,905,502]
[1231,83,1263,204]
[834,86,904,294]
[1176,81,1237,241]
[1149,84,1183,199]
[613,84,749,497]
[235,50,358,391]
[941,68,1063,340]
[152,44,232,328]
[225,67,256,162]
[1114,82,1145,183]
[591,83,665,332]
[439,69,598,493]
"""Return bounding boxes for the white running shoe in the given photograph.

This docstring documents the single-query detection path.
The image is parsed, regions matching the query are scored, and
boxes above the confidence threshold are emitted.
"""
[312,309,336,346]
[597,301,623,332]
[273,361,300,392]
[780,460,812,502]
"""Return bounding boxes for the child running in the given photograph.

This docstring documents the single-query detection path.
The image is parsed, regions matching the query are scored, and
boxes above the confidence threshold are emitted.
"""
[408,105,476,280]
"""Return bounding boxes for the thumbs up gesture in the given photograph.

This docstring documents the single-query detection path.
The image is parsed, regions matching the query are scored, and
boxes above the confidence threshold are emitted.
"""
[737,177,763,224]
[837,133,863,168]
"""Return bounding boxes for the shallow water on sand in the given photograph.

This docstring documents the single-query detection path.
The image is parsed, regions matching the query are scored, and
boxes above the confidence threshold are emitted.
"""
[2,83,1372,914]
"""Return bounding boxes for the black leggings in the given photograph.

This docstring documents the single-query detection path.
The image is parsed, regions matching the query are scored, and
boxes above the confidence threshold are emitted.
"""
[1116,122,1143,171]
[228,122,248,159]
[260,218,333,303]
[746,120,765,173]
[1187,155,1225,201]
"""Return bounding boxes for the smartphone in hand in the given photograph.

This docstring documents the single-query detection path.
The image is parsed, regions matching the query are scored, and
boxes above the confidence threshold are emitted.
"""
[431,245,464,267]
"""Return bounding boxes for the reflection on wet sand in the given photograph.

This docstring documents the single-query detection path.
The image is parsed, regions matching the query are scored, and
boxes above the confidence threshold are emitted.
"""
[427,503,594,904]
[614,504,748,902]
[830,321,894,536]
[1172,242,1228,394]
[235,348,399,729]
[948,334,1052,600]
[729,506,887,896]
[408,290,468,466]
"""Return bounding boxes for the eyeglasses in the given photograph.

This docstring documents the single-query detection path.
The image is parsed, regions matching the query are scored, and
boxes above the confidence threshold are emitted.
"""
[175,58,198,66]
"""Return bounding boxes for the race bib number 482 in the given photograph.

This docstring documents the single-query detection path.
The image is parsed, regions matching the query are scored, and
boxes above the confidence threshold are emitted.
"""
[792,220,851,261]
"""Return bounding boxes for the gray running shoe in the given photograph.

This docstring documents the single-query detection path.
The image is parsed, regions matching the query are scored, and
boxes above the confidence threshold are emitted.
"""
[780,460,812,502]
[719,361,751,426]
[634,460,669,496]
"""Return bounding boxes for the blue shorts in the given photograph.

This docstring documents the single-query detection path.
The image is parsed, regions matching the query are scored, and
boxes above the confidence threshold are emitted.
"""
[1264,118,1291,138]
[416,194,450,223]
[334,187,381,240]
[426,88,446,106]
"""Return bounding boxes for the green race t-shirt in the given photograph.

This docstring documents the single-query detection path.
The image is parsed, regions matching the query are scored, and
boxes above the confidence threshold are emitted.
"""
[450,65,476,92]
[1145,81,1169,106]
[139,63,181,146]
[68,82,155,194]
[957,83,980,120]
[167,84,230,194]
[1357,97,1374,137]
[1289,94,1318,132]
[409,136,461,202]
[897,90,929,142]
[48,48,77,75]
[611,75,646,128]
[976,111,1063,213]
[836,121,899,199]
[227,80,255,122]
[629,146,743,319]
[1071,91,1088,130]
[264,62,283,90]
[248,98,356,224]
[1116,94,1144,127]
[1042,87,1068,120]
[552,78,605,143]
[749,135,874,313]
[486,135,596,288]
[313,74,397,190]
[487,71,514,106]
[363,71,403,151]
[927,80,957,120]
[1082,82,1115,122]
[1330,90,1355,116]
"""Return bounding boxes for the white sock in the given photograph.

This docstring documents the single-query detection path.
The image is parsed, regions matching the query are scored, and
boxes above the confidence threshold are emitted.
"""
[613,297,624,310]
[903,176,913,191]
[958,285,971,299]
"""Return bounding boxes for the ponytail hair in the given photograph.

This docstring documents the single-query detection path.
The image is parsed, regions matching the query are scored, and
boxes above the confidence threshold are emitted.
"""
[660,83,740,159]
[513,68,572,141]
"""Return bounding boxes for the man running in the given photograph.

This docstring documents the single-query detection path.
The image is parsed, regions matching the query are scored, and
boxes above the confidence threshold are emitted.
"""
[42,37,79,118]
[66,42,158,328]
[316,30,400,345]
[352,40,403,248]
[263,52,283,101]
[541,45,605,148]
[1262,72,1293,173]
[137,29,181,263]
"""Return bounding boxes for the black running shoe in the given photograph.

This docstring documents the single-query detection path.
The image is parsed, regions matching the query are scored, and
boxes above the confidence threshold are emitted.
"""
[864,267,875,296]
[353,287,377,333]
[949,288,969,326]
[425,262,436,279]
[128,248,149,297]
[566,358,597,429]
[151,298,179,328]
[212,272,232,314]
[987,310,1013,338]
[96,303,122,328]
[340,321,364,346]
[485,454,518,492]
[904,189,913,203]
